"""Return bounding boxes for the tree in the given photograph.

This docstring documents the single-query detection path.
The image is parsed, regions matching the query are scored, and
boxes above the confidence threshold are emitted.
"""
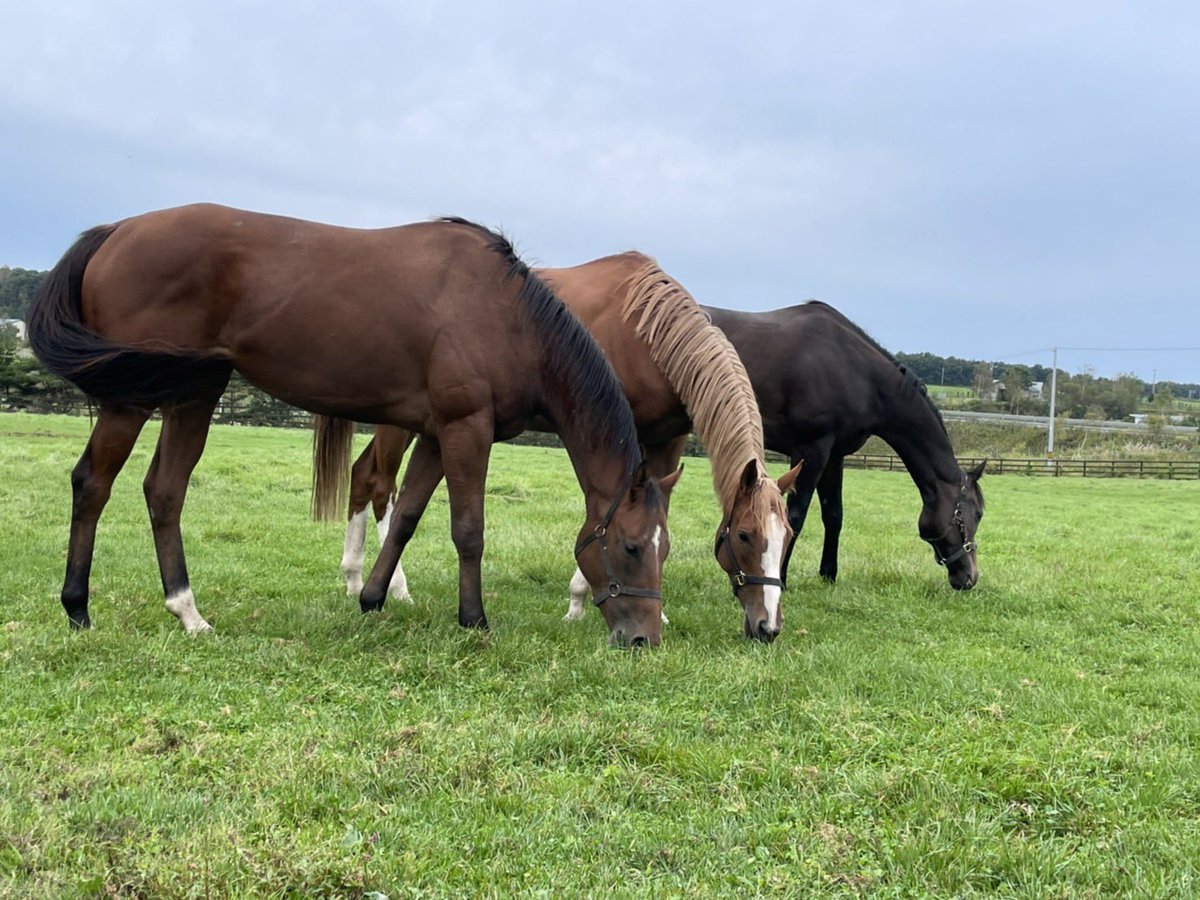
[1104,374,1145,422]
[972,362,993,401]
[1002,364,1032,413]
[0,267,46,319]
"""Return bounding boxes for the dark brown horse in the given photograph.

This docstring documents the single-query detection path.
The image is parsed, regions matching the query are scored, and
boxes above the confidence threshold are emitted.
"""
[323,253,802,641]
[28,204,676,645]
[705,302,985,590]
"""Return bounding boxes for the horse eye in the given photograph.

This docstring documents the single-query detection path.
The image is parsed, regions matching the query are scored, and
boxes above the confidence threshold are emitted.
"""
[737,530,750,543]
[624,541,640,557]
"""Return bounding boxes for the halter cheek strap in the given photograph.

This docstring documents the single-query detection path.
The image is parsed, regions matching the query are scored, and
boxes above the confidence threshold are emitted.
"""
[715,519,784,598]
[926,476,978,566]
[574,490,662,607]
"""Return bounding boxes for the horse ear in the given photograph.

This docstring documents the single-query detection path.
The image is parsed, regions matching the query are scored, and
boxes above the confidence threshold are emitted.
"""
[778,460,803,495]
[657,463,684,496]
[739,458,761,493]
[970,460,987,480]
[629,460,650,501]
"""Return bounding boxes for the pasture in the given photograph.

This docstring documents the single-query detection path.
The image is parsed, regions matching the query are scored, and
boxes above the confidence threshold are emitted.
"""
[1,412,1198,897]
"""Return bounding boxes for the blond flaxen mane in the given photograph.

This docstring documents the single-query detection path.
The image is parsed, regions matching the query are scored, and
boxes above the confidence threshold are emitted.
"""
[620,260,767,512]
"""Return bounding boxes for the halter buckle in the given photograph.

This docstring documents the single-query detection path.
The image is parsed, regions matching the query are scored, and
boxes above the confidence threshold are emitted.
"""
[733,572,747,589]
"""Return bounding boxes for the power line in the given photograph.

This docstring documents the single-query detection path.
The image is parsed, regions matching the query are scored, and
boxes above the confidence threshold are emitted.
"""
[1055,346,1200,352]
[995,345,1200,359]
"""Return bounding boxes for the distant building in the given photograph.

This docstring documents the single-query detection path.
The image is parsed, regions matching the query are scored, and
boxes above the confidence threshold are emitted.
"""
[0,318,26,342]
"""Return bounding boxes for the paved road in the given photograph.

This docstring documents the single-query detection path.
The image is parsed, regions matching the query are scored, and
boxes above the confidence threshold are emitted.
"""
[940,410,1198,435]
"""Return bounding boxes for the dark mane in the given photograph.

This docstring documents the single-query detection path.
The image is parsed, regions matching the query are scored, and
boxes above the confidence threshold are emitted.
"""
[804,300,947,434]
[440,217,641,479]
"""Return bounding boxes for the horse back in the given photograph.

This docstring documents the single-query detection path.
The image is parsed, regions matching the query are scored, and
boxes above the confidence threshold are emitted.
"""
[705,302,888,453]
[78,204,536,423]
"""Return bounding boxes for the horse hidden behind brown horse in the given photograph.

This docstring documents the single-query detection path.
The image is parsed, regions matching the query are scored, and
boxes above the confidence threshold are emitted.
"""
[28,203,676,646]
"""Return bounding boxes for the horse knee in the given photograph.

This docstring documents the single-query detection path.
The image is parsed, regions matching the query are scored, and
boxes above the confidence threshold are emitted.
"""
[70,461,111,517]
[451,521,484,561]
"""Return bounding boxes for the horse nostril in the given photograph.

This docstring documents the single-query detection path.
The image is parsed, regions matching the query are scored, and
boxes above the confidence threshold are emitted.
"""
[630,635,648,649]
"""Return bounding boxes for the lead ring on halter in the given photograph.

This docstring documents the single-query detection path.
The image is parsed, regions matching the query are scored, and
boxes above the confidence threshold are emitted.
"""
[715,520,784,598]
[573,489,662,607]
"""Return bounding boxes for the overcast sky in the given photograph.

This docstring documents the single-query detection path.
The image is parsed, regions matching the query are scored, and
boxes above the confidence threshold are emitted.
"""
[2,2,1198,382]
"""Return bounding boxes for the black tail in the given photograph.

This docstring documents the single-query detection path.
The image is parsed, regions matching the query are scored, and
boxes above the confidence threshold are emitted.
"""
[27,224,233,408]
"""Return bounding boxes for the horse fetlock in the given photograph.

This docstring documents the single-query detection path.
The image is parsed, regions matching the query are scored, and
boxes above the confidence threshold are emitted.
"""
[165,588,212,634]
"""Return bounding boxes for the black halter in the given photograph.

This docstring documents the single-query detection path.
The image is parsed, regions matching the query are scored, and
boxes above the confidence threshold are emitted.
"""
[574,489,662,607]
[715,519,784,598]
[926,476,978,567]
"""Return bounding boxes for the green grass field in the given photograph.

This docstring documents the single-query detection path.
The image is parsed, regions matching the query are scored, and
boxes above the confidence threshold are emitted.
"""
[2,412,1199,897]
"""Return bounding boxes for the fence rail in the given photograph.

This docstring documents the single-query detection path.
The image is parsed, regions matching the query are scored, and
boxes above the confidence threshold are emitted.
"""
[844,454,1200,480]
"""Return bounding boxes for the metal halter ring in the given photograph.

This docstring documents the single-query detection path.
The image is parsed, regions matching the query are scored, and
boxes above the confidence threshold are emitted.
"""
[716,523,783,598]
[574,489,662,607]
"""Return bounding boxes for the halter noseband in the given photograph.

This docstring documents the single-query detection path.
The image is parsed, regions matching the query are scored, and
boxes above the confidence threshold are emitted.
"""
[926,476,978,567]
[715,519,784,598]
[573,489,662,607]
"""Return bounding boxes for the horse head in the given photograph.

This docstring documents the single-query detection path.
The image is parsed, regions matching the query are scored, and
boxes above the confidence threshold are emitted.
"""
[715,458,803,643]
[919,460,986,590]
[575,462,682,648]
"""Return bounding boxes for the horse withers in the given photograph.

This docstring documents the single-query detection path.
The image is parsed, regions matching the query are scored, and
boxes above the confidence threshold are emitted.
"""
[28,204,675,645]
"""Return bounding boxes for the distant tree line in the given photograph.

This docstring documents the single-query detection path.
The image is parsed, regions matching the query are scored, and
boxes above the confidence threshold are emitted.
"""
[3,266,1198,427]
[0,266,45,319]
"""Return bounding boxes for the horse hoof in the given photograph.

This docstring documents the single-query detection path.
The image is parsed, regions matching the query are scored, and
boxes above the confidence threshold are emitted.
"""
[459,615,488,630]
[67,614,91,630]
[360,598,386,614]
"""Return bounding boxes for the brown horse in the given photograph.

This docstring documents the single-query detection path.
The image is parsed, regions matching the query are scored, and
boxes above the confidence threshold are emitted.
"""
[324,253,802,641]
[28,204,677,646]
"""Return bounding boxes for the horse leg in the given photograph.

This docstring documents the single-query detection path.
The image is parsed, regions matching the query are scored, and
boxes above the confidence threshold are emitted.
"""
[61,405,152,628]
[342,437,378,596]
[437,413,493,629]
[375,428,415,601]
[359,434,444,614]
[816,457,845,583]
[142,392,225,633]
[780,447,827,589]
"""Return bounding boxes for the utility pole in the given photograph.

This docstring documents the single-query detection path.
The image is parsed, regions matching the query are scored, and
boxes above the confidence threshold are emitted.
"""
[1046,346,1058,467]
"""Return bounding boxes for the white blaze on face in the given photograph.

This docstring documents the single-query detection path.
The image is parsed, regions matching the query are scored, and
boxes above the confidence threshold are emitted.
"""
[651,525,670,624]
[760,512,786,631]
[165,587,212,634]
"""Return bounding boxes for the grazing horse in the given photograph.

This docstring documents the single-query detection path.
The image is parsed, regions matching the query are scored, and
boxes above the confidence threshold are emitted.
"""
[328,253,802,641]
[28,204,676,646]
[705,302,985,591]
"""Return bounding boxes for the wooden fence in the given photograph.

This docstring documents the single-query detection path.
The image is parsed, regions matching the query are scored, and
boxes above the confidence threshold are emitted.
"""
[844,454,1200,480]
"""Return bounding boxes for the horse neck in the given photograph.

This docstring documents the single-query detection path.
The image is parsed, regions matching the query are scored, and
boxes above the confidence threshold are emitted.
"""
[874,381,963,503]
[558,427,632,518]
